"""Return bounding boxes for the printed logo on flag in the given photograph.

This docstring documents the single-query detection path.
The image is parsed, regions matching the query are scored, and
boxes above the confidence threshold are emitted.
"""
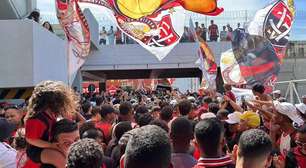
[264,1,293,47]
[116,13,179,47]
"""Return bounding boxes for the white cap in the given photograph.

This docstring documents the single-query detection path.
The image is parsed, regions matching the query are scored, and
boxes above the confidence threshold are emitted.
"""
[170,100,177,106]
[274,101,304,127]
[295,103,306,114]
[225,112,241,124]
[200,112,216,120]
[187,96,196,102]
[273,90,281,94]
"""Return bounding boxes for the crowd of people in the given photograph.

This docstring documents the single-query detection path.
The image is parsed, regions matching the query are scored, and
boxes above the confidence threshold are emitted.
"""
[100,20,245,45]
[182,21,245,43]
[1,80,306,168]
[27,10,241,45]
[4,5,303,168]
[99,26,135,45]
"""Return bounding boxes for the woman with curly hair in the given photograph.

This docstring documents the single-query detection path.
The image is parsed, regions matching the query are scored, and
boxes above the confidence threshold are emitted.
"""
[23,80,79,168]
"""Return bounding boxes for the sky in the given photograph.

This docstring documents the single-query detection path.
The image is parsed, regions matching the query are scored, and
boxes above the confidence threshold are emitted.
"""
[38,0,305,40]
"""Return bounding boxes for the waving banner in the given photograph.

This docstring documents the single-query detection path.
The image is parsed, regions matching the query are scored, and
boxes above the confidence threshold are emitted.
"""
[187,18,217,90]
[220,49,245,85]
[57,0,223,66]
[56,0,91,84]
[112,1,186,60]
[198,41,218,89]
[221,0,295,91]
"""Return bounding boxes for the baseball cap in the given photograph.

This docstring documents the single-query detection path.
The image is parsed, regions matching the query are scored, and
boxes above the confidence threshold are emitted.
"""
[200,112,216,120]
[0,118,15,141]
[240,111,260,128]
[170,100,177,106]
[225,112,242,124]
[187,96,196,103]
[295,103,306,114]
[272,90,281,94]
[274,101,304,127]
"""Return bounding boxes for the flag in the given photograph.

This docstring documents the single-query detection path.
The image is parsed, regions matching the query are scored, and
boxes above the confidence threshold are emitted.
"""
[221,0,295,91]
[58,0,223,61]
[56,0,91,85]
[188,18,217,89]
[220,49,246,85]
[112,2,186,60]
[231,87,255,104]
[198,41,218,89]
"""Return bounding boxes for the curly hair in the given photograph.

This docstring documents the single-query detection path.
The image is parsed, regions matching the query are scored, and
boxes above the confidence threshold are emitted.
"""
[26,81,79,119]
[67,138,104,168]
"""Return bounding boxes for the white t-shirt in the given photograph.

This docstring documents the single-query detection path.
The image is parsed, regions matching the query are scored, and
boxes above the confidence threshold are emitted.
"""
[279,133,291,156]
[0,142,17,168]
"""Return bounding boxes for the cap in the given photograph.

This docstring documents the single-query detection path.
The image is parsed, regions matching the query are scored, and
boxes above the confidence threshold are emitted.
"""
[170,100,177,106]
[200,112,216,120]
[240,111,260,128]
[0,118,15,141]
[295,103,306,114]
[274,101,304,127]
[302,95,306,99]
[225,112,241,124]
[273,90,281,94]
[187,96,196,103]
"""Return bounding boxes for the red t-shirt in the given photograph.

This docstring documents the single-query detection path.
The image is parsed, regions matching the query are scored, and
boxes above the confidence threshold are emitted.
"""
[292,147,306,167]
[96,122,112,143]
[25,119,48,140]
[24,112,56,167]
[193,144,201,160]
[209,24,218,37]
[23,159,40,168]
[195,104,209,120]
[226,91,236,102]
[193,155,234,168]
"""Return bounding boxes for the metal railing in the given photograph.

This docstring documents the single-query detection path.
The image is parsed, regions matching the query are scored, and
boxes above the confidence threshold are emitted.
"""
[276,79,306,104]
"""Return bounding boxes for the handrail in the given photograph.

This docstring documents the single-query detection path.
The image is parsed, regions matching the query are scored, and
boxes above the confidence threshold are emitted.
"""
[276,79,306,84]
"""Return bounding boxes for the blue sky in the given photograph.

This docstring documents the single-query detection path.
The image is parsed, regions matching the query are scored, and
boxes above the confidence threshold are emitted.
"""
[38,0,305,40]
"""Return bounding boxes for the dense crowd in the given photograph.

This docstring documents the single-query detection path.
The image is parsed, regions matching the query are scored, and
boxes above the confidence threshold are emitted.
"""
[1,80,306,168]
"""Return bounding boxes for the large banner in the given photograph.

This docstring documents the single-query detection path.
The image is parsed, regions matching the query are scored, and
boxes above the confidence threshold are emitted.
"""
[221,0,295,92]
[56,0,223,83]
[56,0,91,84]
[78,0,223,60]
[113,2,186,60]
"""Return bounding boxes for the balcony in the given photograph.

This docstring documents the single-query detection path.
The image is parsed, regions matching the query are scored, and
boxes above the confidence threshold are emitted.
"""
[0,20,68,88]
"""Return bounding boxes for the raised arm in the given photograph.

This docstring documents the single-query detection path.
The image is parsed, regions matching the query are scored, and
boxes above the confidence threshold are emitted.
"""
[224,95,244,112]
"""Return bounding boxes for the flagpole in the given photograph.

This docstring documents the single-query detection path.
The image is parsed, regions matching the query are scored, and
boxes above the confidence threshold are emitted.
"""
[67,42,71,86]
